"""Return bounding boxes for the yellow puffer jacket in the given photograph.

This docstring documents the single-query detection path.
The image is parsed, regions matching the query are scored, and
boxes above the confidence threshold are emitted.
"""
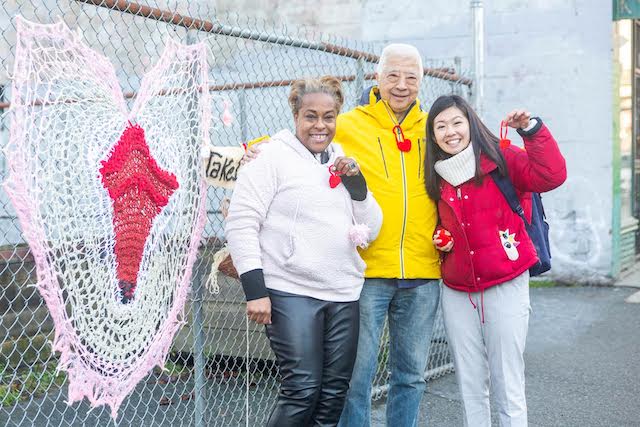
[336,87,441,279]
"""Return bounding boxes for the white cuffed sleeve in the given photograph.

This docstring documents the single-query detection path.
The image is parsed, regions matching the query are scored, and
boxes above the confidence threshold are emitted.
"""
[351,191,383,242]
[224,147,279,275]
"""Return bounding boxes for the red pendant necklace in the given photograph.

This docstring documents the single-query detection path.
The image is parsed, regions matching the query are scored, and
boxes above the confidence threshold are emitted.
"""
[393,124,412,152]
[383,101,412,152]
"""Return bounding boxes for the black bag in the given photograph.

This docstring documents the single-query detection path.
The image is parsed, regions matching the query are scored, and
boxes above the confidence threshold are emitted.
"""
[490,170,551,276]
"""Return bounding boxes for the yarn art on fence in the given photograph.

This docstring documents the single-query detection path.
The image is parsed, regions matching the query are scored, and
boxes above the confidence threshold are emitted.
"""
[4,17,210,418]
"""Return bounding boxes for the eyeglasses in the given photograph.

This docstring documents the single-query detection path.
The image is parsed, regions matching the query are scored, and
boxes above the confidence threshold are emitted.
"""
[382,72,420,86]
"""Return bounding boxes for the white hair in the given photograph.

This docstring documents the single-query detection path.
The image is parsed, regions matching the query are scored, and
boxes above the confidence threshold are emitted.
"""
[376,43,424,78]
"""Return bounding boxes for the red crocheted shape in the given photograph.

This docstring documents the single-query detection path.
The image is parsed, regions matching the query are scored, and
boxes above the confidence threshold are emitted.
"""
[100,124,179,301]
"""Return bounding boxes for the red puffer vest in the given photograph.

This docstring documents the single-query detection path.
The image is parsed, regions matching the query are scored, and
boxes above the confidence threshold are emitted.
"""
[437,123,566,293]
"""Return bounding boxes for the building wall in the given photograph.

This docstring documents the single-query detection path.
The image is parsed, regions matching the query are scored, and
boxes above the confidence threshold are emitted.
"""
[0,0,617,282]
[242,0,615,282]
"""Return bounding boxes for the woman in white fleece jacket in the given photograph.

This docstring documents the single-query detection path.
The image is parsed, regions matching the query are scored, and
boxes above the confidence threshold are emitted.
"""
[225,76,382,427]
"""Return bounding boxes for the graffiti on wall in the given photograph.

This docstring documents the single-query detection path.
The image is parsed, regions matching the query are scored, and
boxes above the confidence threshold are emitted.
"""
[545,176,609,279]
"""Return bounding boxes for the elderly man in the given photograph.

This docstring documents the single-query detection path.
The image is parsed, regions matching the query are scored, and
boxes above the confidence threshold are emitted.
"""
[242,43,440,427]
[335,43,440,427]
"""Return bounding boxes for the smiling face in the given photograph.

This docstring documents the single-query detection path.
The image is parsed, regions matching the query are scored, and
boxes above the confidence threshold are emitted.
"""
[294,92,338,153]
[433,106,471,155]
[377,54,421,118]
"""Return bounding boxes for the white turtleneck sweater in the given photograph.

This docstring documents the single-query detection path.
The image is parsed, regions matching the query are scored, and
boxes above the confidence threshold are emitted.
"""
[434,142,476,186]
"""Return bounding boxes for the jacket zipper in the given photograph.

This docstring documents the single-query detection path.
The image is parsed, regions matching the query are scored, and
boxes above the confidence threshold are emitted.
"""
[399,152,408,278]
[395,108,415,278]
[455,186,479,289]
[417,138,422,178]
[377,137,389,178]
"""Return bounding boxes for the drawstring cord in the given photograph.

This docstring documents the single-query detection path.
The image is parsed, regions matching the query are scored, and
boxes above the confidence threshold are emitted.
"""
[288,200,300,252]
[467,290,486,323]
[467,291,476,309]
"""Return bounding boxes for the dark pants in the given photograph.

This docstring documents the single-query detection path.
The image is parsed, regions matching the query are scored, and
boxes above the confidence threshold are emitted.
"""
[265,290,360,427]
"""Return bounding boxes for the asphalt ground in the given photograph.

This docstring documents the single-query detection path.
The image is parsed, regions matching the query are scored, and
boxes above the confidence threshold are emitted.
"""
[3,285,637,426]
[372,286,640,426]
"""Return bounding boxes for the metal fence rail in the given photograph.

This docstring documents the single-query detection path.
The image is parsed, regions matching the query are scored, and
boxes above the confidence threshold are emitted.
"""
[0,1,471,426]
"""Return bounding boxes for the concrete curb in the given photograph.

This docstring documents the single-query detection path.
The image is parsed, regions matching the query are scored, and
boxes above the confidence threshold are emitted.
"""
[614,264,640,288]
[624,290,640,303]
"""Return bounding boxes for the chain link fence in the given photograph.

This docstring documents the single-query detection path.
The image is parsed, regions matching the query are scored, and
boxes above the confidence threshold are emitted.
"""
[0,1,471,425]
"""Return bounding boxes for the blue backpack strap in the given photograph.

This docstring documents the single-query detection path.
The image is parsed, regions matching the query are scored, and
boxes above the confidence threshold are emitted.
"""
[358,85,378,106]
[490,169,551,276]
[489,169,528,225]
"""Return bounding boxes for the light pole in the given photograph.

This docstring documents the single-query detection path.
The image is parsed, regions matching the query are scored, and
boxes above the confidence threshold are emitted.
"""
[471,0,484,118]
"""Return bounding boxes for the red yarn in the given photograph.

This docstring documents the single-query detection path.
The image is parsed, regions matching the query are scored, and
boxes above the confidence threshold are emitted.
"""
[100,124,179,299]
[499,120,511,149]
[393,125,412,152]
[328,165,342,188]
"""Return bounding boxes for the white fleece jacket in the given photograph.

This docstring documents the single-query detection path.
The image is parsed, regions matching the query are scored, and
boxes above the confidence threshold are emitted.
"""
[225,129,383,302]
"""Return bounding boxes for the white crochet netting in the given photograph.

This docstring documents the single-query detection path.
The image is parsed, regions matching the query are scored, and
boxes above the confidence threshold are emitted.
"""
[4,17,210,418]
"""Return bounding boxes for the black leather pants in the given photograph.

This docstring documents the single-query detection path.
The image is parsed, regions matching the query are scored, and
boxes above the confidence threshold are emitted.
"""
[265,290,359,427]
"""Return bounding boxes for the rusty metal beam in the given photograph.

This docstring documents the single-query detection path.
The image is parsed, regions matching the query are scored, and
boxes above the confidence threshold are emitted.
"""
[73,0,472,86]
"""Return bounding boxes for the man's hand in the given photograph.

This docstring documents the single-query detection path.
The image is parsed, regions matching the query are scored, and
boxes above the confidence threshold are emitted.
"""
[504,110,532,129]
[246,296,272,324]
[240,139,269,166]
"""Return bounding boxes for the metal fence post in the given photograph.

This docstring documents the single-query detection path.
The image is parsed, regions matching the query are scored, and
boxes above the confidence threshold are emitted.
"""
[471,0,485,118]
[192,261,207,427]
[355,56,365,95]
[453,56,463,95]
[186,30,207,427]
[239,89,247,143]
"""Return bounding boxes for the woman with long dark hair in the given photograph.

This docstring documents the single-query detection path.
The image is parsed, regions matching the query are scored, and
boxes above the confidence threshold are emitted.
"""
[424,95,566,427]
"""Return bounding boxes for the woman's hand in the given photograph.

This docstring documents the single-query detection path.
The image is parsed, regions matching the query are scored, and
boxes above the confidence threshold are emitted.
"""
[433,229,454,252]
[504,110,532,129]
[334,156,368,200]
[333,156,361,177]
[246,297,272,324]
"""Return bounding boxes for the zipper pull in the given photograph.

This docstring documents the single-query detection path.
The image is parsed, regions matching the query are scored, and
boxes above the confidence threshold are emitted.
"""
[456,188,462,200]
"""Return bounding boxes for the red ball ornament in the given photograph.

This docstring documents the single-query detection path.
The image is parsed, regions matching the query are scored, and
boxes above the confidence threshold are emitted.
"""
[434,229,452,246]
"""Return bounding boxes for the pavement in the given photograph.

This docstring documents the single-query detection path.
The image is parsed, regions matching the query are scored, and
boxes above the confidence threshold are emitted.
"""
[2,285,638,426]
[371,285,640,426]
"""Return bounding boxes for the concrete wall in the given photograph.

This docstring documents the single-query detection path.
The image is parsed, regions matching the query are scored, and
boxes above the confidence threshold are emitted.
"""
[236,0,615,282]
[0,0,616,281]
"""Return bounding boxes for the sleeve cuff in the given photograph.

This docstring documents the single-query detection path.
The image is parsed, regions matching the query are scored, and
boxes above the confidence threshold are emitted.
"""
[240,269,269,301]
[341,172,368,201]
[352,192,375,214]
[517,117,543,137]
[233,255,263,276]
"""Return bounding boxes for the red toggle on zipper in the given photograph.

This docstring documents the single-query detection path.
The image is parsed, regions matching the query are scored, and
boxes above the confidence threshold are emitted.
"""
[393,125,412,152]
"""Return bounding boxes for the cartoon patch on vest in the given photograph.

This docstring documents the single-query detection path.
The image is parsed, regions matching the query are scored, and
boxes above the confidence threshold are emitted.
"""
[499,229,520,261]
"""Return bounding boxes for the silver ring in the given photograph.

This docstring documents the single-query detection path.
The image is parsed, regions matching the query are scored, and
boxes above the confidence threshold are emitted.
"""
[348,161,357,170]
